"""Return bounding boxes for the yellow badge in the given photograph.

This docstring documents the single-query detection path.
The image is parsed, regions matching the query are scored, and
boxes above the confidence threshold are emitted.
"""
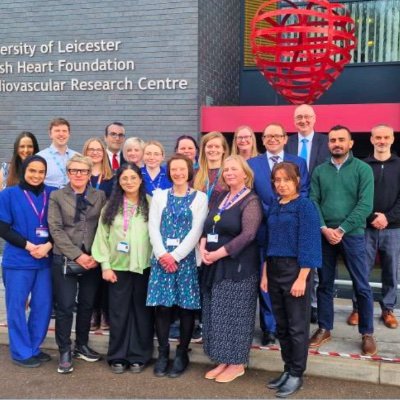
[213,214,221,223]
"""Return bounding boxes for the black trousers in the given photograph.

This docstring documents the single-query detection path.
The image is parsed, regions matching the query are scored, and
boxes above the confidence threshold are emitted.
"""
[52,255,101,353]
[267,257,311,377]
[107,269,154,365]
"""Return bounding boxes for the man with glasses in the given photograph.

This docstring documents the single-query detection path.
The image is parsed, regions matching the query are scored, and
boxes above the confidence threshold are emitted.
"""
[38,118,78,189]
[104,122,126,171]
[248,123,310,346]
[286,104,330,323]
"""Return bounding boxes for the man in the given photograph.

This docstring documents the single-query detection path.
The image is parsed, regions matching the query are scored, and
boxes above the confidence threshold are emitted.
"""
[309,125,377,355]
[104,121,126,171]
[347,124,400,329]
[248,123,310,346]
[38,118,78,188]
[286,104,330,323]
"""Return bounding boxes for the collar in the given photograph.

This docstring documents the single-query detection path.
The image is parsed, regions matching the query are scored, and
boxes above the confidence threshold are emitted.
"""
[266,150,284,161]
[50,143,70,155]
[298,131,314,143]
[330,152,351,168]
[107,149,121,159]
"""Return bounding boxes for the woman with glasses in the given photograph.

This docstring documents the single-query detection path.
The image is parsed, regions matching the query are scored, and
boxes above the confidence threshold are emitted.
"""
[231,126,258,161]
[48,154,106,374]
[123,137,146,168]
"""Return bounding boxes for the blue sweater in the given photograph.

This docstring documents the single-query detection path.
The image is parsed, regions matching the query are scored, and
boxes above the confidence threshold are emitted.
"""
[266,197,321,269]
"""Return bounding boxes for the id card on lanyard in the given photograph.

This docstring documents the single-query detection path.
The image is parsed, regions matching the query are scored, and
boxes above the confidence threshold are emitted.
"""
[117,196,137,253]
[23,190,49,238]
[49,149,68,187]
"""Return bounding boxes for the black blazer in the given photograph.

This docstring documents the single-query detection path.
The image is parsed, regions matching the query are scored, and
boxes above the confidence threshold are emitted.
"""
[285,133,330,174]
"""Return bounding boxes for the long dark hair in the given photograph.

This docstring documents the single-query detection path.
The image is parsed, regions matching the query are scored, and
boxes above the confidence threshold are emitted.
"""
[7,131,40,187]
[102,163,149,226]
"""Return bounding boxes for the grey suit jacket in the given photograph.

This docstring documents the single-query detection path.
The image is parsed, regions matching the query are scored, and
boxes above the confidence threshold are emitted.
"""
[48,184,106,260]
[285,132,330,174]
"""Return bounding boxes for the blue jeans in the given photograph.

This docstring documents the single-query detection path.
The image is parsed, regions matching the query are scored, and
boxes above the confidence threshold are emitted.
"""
[318,235,374,334]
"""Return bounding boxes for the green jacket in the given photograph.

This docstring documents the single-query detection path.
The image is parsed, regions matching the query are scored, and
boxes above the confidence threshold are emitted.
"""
[310,153,374,235]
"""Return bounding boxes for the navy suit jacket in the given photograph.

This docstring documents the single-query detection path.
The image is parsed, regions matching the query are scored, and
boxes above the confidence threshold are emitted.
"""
[285,133,330,175]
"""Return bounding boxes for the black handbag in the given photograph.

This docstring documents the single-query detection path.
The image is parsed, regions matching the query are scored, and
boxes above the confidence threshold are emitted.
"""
[63,257,88,276]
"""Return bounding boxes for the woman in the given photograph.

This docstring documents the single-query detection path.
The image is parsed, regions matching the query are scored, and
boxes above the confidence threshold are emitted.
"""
[231,125,258,160]
[92,163,154,374]
[200,155,262,383]
[141,140,172,196]
[48,154,106,374]
[83,137,115,199]
[175,135,199,169]
[261,162,321,397]
[147,154,208,378]
[0,155,54,367]
[193,131,229,210]
[0,131,39,189]
[123,137,145,167]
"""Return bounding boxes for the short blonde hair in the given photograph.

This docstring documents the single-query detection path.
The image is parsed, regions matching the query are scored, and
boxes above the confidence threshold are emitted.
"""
[66,154,93,171]
[222,155,254,189]
[123,137,146,161]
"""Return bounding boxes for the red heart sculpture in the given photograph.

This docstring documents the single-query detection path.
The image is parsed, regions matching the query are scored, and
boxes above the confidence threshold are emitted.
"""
[250,0,356,104]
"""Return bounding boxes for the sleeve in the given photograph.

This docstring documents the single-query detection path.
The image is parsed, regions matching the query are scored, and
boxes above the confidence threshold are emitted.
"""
[310,168,326,227]
[91,209,112,271]
[171,192,208,262]
[298,158,310,198]
[224,196,263,258]
[148,190,167,259]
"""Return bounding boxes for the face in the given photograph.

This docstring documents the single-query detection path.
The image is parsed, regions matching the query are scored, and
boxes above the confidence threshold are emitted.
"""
[177,139,197,162]
[143,144,164,169]
[205,138,225,163]
[105,124,126,153]
[273,169,298,199]
[49,124,70,148]
[125,143,144,165]
[294,105,316,136]
[370,126,394,154]
[223,158,247,188]
[170,159,189,186]
[328,129,354,158]
[67,161,91,190]
[18,137,35,160]
[262,125,288,154]
[24,161,46,186]
[235,127,253,153]
[119,168,142,195]
[85,140,104,164]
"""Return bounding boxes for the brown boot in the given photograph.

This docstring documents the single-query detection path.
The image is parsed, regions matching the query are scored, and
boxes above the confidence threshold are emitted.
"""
[381,310,398,329]
[346,310,359,326]
[361,334,377,356]
[309,328,331,348]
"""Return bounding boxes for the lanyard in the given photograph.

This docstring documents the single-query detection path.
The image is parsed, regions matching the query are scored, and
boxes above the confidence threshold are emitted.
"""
[49,149,68,185]
[212,187,247,228]
[205,168,222,200]
[23,190,47,227]
[142,168,164,193]
[168,187,191,218]
[91,174,103,190]
[122,195,137,236]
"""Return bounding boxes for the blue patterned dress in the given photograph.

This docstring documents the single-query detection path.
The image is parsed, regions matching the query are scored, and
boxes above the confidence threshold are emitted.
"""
[147,190,200,309]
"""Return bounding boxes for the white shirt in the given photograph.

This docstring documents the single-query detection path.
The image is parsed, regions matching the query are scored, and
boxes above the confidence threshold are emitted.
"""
[106,149,122,167]
[297,131,314,170]
[266,150,284,171]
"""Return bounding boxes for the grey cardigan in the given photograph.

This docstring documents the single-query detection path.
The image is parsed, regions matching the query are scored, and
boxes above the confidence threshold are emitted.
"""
[48,184,106,261]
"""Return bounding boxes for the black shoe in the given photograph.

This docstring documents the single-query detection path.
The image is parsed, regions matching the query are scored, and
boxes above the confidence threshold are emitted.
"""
[73,344,101,362]
[129,362,146,373]
[267,371,289,389]
[12,357,41,368]
[154,345,169,377]
[191,324,203,343]
[261,331,276,346]
[310,307,318,324]
[34,351,52,362]
[110,362,126,374]
[276,375,303,398]
[57,351,73,374]
[168,346,189,378]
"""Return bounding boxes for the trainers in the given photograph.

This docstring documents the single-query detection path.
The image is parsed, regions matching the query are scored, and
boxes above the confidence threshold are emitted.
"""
[361,334,377,356]
[12,357,41,368]
[35,351,52,362]
[110,362,126,374]
[347,310,359,326]
[381,310,398,329]
[309,328,331,348]
[57,351,73,374]
[73,344,101,362]
[191,324,203,343]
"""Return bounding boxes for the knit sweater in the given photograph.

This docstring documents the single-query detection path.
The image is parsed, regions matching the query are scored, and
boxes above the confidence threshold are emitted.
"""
[310,153,374,235]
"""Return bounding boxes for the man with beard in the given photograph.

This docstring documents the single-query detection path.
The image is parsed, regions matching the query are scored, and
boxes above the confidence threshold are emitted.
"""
[309,125,377,356]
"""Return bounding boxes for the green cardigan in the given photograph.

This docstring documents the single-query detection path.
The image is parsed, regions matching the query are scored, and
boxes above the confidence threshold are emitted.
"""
[310,154,374,236]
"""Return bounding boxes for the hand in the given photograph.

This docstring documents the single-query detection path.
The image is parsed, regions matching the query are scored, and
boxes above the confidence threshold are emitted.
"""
[260,274,268,293]
[25,241,38,253]
[75,254,98,269]
[371,213,388,230]
[322,227,342,245]
[159,253,176,268]
[103,269,117,283]
[290,278,306,297]
[201,249,213,265]
[163,261,178,274]
[30,242,52,259]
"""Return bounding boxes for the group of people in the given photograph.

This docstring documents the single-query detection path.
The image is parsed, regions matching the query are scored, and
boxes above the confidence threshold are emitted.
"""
[0,106,398,398]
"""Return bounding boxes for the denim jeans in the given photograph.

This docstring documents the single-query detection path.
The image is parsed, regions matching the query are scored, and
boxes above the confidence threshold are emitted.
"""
[318,235,374,334]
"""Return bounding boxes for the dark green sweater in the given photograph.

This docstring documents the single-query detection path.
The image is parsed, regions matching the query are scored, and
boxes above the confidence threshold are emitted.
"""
[310,154,374,235]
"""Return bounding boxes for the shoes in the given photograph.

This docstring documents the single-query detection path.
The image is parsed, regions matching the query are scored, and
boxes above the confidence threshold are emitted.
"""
[129,362,146,373]
[310,307,318,324]
[267,371,289,389]
[73,344,101,362]
[361,334,377,356]
[154,345,170,377]
[57,351,73,374]
[191,324,203,343]
[215,364,245,383]
[168,323,180,342]
[309,328,331,348]
[110,362,126,374]
[381,310,398,329]
[90,311,101,331]
[347,310,359,326]
[205,364,227,380]
[12,357,41,368]
[100,312,109,330]
[276,375,303,398]
[168,346,189,378]
[34,351,51,362]
[261,331,276,346]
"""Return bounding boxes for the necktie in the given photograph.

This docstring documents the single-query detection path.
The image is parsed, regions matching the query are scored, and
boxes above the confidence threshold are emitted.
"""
[299,138,309,162]
[270,155,280,167]
[112,153,119,170]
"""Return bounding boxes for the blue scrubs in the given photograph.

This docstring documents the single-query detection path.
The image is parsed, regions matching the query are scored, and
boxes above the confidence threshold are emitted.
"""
[140,165,172,196]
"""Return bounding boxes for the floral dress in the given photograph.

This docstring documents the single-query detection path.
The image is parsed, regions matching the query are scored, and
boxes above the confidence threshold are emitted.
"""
[146,190,200,309]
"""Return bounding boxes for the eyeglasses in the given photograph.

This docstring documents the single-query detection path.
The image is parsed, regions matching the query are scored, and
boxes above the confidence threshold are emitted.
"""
[67,168,90,176]
[237,135,252,141]
[262,134,286,140]
[295,114,314,121]
[108,132,126,140]
[87,148,103,153]
[144,152,162,157]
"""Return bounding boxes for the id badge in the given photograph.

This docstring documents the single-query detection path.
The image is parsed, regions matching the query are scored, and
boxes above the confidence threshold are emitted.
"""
[36,227,49,238]
[117,241,130,253]
[207,234,219,243]
[166,238,180,247]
